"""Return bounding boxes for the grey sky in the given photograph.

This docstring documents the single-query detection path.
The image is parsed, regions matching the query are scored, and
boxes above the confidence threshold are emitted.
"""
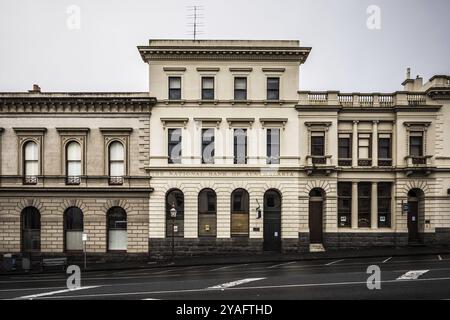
[0,0,449,93]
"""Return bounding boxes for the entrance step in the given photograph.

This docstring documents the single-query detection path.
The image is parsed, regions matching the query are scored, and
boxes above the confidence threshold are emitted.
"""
[309,243,325,252]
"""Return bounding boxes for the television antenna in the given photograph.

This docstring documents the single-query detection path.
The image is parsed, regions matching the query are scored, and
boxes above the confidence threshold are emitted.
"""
[186,5,204,40]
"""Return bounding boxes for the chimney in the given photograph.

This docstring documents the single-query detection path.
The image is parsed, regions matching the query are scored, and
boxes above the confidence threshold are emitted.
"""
[29,84,41,93]
[414,75,423,90]
[402,68,414,91]
[406,67,411,79]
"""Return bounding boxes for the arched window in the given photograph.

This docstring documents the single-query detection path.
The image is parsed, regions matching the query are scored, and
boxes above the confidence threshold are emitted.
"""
[198,189,217,237]
[166,189,184,237]
[66,141,81,184]
[231,188,249,237]
[21,207,41,252]
[109,141,125,184]
[64,207,84,251]
[107,207,127,251]
[23,141,39,184]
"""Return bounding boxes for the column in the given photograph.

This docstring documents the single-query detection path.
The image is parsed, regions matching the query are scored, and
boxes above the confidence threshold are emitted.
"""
[392,121,397,166]
[352,121,359,167]
[372,121,378,167]
[351,182,358,229]
[371,182,378,229]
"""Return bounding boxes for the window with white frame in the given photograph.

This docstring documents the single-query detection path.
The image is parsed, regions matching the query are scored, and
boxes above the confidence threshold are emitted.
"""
[23,141,39,183]
[266,128,280,164]
[109,141,125,184]
[66,141,81,184]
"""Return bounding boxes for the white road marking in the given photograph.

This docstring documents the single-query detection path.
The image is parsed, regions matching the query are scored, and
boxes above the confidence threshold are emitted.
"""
[208,278,266,290]
[267,261,296,269]
[397,270,429,280]
[34,276,450,299]
[13,286,100,300]
[142,298,161,300]
[325,259,344,266]
[382,257,392,263]
[210,264,248,272]
[438,255,443,261]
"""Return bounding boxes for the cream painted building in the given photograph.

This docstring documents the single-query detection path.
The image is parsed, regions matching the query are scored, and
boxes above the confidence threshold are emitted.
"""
[1,39,450,262]
[139,39,450,257]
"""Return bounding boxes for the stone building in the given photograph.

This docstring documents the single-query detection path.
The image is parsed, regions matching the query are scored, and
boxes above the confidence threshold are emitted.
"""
[1,39,450,261]
[0,90,155,262]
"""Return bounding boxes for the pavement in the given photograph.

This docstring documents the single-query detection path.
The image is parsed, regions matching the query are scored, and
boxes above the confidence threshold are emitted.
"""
[1,248,450,300]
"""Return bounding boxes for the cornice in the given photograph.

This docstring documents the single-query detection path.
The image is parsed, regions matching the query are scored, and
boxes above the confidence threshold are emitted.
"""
[0,95,155,114]
[138,46,311,63]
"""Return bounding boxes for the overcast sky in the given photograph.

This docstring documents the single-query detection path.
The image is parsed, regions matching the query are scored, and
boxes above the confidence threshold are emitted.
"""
[0,0,449,93]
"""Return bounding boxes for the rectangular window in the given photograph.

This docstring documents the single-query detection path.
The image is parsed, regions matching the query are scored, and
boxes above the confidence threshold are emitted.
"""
[311,132,325,156]
[409,132,423,156]
[234,129,247,164]
[234,77,247,100]
[338,134,352,159]
[378,182,392,228]
[168,128,182,164]
[358,134,371,159]
[201,77,214,100]
[267,128,280,164]
[378,134,391,159]
[168,77,181,100]
[338,182,352,228]
[378,133,392,166]
[201,128,215,164]
[338,133,352,166]
[267,77,280,100]
[358,182,371,228]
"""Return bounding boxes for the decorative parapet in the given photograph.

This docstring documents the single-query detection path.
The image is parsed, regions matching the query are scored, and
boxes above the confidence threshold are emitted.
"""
[0,92,156,114]
[297,90,441,110]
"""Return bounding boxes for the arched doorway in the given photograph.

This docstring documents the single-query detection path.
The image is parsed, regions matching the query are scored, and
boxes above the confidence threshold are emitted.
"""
[21,207,41,252]
[407,189,424,242]
[309,188,325,244]
[263,189,282,251]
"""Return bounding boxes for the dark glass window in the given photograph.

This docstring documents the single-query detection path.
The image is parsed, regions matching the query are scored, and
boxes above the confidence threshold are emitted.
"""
[358,182,371,228]
[234,129,247,164]
[378,134,391,159]
[168,128,182,164]
[378,182,392,228]
[267,77,280,100]
[64,207,84,251]
[166,189,185,237]
[201,128,215,164]
[65,207,83,231]
[168,77,181,100]
[267,128,280,164]
[234,77,247,100]
[231,189,249,237]
[198,189,217,237]
[201,77,214,100]
[410,133,423,156]
[338,134,352,159]
[311,133,325,156]
[21,207,41,252]
[338,182,352,228]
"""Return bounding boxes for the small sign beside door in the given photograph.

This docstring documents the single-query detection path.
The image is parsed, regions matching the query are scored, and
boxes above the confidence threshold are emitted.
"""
[274,232,278,237]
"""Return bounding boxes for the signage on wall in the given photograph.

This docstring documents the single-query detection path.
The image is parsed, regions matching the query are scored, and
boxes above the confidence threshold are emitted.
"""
[82,233,88,242]
[402,203,410,213]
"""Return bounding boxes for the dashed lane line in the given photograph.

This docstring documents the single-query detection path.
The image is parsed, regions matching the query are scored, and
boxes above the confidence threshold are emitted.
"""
[210,264,248,272]
[382,257,392,263]
[208,278,266,290]
[325,259,345,266]
[13,286,101,300]
[267,262,296,269]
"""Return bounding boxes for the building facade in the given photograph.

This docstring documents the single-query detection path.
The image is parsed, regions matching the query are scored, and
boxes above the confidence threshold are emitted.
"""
[1,39,450,261]
[0,91,155,262]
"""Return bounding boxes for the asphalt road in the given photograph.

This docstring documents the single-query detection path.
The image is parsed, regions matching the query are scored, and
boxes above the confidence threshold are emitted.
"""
[2,253,450,300]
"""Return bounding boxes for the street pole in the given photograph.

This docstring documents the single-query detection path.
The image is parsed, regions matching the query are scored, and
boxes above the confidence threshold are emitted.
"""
[172,217,175,262]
